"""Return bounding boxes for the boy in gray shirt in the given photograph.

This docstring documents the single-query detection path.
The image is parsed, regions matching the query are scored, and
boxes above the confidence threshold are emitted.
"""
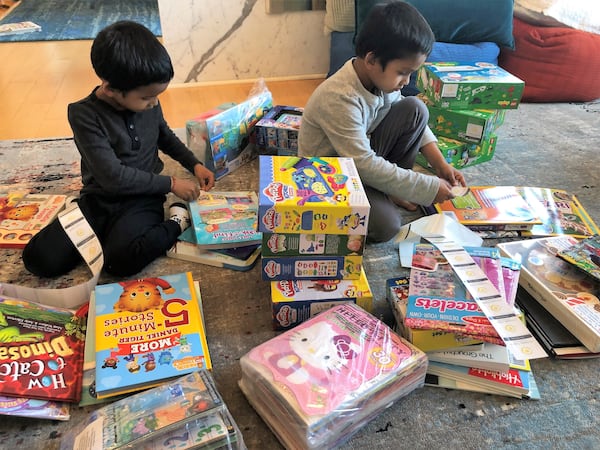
[299,2,465,242]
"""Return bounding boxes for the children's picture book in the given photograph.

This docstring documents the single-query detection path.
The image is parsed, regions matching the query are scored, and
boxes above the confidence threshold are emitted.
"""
[498,236,600,353]
[0,295,86,403]
[188,191,262,249]
[258,155,371,235]
[518,187,600,239]
[432,186,541,228]
[0,191,66,248]
[239,303,428,449]
[557,234,600,282]
[427,342,510,373]
[516,286,600,359]
[94,272,212,399]
[0,395,70,421]
[60,370,224,450]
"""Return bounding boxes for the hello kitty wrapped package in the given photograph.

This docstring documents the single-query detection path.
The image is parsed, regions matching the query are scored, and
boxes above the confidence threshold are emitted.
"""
[239,303,428,449]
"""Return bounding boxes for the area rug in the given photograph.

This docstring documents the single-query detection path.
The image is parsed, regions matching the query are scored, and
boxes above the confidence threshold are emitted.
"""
[0,0,161,42]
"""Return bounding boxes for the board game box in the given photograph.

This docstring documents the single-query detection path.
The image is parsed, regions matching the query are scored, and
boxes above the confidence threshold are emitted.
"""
[258,155,370,235]
[261,232,365,257]
[255,105,303,156]
[417,62,525,110]
[261,254,363,281]
[415,134,497,171]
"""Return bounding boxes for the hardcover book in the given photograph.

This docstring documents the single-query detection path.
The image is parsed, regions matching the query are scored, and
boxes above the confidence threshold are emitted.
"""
[0,396,70,421]
[94,272,212,399]
[188,191,262,249]
[258,155,370,235]
[0,295,86,403]
[0,191,66,248]
[498,236,600,353]
[432,186,541,229]
[427,342,510,373]
[518,187,600,239]
[557,234,600,282]
[61,370,225,450]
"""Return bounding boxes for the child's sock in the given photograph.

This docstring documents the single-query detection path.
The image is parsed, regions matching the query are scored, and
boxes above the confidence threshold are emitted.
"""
[168,202,191,233]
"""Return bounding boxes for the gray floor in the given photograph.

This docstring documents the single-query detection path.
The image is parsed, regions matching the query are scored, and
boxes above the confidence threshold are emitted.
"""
[2,101,600,449]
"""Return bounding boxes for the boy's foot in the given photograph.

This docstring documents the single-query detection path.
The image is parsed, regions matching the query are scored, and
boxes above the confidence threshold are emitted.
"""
[390,196,418,211]
[169,202,191,233]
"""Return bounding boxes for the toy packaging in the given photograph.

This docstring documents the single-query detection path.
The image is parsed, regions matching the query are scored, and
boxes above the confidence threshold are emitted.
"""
[186,90,273,180]
[261,254,363,281]
[255,105,303,156]
[239,303,428,449]
[426,103,505,144]
[416,134,498,170]
[417,62,525,110]
[258,155,370,235]
[261,232,365,257]
[270,268,373,330]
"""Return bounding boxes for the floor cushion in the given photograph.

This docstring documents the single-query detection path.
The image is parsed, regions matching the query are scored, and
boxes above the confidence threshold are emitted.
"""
[499,18,600,102]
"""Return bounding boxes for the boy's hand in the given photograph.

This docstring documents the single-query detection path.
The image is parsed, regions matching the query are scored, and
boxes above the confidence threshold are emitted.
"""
[433,178,455,204]
[436,164,466,188]
[171,177,201,202]
[193,164,215,191]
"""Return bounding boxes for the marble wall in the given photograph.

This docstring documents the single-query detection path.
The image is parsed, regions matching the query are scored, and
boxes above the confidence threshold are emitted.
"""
[158,0,330,84]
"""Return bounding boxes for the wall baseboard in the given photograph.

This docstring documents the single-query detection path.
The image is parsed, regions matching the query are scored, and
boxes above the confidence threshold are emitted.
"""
[169,73,327,89]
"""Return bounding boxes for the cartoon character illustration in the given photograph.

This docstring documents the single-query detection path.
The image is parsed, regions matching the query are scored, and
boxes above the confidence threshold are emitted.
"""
[158,350,174,365]
[0,203,39,221]
[124,354,141,373]
[0,310,44,342]
[265,322,360,386]
[178,336,191,353]
[308,280,340,292]
[142,353,156,372]
[113,277,175,313]
[102,353,119,370]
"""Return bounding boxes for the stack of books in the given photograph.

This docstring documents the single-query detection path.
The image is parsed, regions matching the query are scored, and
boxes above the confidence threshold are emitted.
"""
[386,243,541,399]
[257,155,373,330]
[61,370,245,450]
[239,303,428,449]
[415,61,524,170]
[167,191,262,271]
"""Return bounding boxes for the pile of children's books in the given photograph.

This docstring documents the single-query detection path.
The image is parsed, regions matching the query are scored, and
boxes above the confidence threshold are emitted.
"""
[239,303,428,449]
[257,155,373,330]
[415,61,524,170]
[167,191,262,271]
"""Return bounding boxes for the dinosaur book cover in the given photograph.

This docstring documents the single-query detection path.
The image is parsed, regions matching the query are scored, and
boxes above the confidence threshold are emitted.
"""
[0,295,86,403]
[94,272,212,399]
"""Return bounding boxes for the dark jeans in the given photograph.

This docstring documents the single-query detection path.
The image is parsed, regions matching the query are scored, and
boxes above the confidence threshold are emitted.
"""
[365,96,429,243]
[22,193,181,278]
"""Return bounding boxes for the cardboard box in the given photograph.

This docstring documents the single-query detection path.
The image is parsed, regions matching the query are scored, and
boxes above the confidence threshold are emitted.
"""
[255,105,303,156]
[186,91,273,180]
[261,232,365,257]
[416,134,497,170]
[271,269,373,330]
[417,62,524,110]
[261,255,363,281]
[258,155,370,235]
[427,105,505,144]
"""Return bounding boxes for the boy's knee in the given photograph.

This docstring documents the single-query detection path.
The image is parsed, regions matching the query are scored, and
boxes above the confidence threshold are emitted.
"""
[367,217,402,243]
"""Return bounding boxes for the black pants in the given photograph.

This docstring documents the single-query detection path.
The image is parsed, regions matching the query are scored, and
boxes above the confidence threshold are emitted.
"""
[22,193,181,278]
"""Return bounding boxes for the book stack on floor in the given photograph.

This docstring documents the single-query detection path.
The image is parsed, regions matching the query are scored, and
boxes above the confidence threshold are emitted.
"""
[61,370,245,450]
[167,191,262,271]
[415,62,524,171]
[0,294,88,421]
[257,155,373,330]
[239,303,428,449]
[387,242,541,399]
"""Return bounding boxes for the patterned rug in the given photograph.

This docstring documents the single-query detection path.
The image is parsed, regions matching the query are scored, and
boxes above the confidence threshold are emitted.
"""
[0,0,161,42]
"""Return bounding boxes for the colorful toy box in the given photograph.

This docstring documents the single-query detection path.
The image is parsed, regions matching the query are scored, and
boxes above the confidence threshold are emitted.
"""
[426,104,505,144]
[258,156,370,235]
[261,232,365,257]
[261,255,363,281]
[254,105,303,156]
[270,268,373,330]
[185,91,273,180]
[416,134,497,171]
[417,62,525,110]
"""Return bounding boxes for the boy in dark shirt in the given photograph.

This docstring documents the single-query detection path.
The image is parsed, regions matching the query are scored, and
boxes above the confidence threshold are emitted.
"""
[23,21,215,277]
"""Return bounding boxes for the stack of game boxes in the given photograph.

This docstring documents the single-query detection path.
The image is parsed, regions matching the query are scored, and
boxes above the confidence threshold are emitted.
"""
[257,155,373,330]
[415,62,525,170]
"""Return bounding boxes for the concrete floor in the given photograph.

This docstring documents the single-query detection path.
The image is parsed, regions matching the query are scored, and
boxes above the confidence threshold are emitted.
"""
[1,101,600,449]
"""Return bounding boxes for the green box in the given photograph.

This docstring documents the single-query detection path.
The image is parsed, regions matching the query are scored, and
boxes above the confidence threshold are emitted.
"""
[417,62,524,110]
[427,104,505,144]
[416,134,497,170]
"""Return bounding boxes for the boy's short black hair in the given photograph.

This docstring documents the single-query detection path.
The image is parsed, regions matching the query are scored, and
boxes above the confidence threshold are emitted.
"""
[355,1,435,70]
[91,20,174,92]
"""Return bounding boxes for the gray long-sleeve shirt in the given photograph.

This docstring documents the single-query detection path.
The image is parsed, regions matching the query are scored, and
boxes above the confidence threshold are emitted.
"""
[68,88,200,198]
[298,59,440,205]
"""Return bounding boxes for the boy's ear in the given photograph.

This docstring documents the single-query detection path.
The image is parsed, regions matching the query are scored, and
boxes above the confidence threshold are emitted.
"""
[365,52,378,67]
[100,80,118,97]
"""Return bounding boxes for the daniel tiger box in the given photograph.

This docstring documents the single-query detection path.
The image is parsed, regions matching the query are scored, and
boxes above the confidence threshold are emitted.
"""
[258,155,370,235]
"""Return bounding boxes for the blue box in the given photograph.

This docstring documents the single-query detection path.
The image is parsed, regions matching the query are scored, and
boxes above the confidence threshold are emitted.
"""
[261,255,363,281]
[254,105,303,156]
